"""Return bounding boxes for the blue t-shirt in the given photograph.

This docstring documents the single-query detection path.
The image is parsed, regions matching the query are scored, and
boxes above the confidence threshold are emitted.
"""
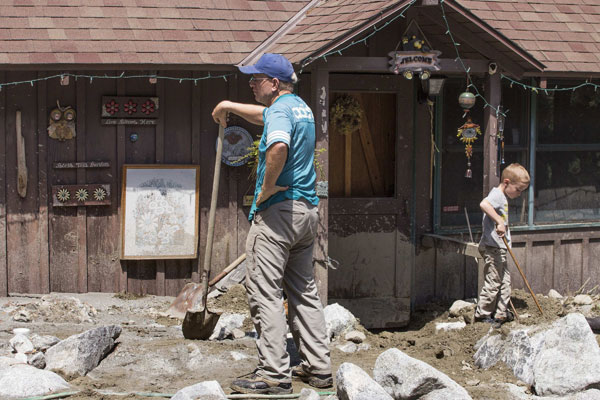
[248,94,319,220]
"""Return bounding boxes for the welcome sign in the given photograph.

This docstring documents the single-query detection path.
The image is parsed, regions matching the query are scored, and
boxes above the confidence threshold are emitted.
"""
[388,50,442,75]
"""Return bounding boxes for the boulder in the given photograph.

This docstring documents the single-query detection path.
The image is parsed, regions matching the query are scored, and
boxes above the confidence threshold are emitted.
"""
[324,304,357,340]
[9,334,34,354]
[336,362,392,400]
[30,334,60,352]
[548,289,563,299]
[209,313,246,341]
[449,300,475,317]
[45,325,121,377]
[171,380,227,400]
[299,387,321,400]
[374,348,471,400]
[435,321,466,333]
[0,363,70,399]
[573,295,593,305]
[345,330,366,344]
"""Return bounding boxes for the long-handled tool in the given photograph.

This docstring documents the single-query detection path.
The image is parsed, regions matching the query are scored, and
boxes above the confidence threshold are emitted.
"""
[502,236,544,316]
[165,253,246,319]
[181,124,226,339]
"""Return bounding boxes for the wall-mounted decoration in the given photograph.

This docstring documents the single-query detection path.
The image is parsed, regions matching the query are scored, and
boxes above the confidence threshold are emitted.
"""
[120,165,199,260]
[52,184,111,207]
[101,96,159,125]
[388,20,441,80]
[53,161,110,169]
[220,126,254,166]
[48,102,76,141]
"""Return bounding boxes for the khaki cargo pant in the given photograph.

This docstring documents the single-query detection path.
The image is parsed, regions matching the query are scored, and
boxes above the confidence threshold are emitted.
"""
[475,244,511,319]
[245,199,331,383]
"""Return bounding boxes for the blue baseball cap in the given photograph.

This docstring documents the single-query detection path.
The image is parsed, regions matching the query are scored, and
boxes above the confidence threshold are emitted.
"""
[239,53,294,82]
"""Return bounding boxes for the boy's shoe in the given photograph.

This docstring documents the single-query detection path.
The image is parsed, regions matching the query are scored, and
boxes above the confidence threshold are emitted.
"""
[231,372,292,395]
[292,365,333,388]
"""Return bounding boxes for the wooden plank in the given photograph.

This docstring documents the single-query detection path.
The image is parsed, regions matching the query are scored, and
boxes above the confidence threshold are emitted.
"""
[483,73,500,195]
[344,132,351,196]
[587,239,600,295]
[0,71,6,296]
[116,78,127,292]
[557,239,583,295]
[434,244,466,301]
[354,94,385,196]
[155,78,166,296]
[36,76,49,294]
[86,75,120,293]
[47,73,78,293]
[311,68,329,305]
[76,77,87,293]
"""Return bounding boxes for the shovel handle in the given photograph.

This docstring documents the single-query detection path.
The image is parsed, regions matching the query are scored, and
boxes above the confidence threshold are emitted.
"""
[502,236,544,315]
[202,125,225,298]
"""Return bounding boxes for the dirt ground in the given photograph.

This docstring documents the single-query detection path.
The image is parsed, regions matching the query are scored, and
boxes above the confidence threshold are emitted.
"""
[0,287,598,400]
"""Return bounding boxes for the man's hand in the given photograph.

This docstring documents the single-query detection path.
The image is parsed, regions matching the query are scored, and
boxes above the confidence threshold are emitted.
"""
[495,222,506,237]
[256,184,288,206]
[212,101,231,127]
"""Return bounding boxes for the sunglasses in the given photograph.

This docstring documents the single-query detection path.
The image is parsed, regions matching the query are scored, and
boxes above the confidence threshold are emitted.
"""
[249,76,273,84]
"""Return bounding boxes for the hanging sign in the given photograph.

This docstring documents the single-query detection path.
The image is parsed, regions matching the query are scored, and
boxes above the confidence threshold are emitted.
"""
[101,96,159,125]
[388,20,441,79]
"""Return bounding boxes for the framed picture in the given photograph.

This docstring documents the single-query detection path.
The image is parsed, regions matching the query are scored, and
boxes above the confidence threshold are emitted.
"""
[120,165,200,260]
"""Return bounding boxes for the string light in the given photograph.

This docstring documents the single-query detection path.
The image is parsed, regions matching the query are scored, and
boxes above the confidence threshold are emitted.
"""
[0,72,234,91]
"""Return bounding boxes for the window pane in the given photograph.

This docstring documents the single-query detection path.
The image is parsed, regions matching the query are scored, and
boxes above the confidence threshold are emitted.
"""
[501,82,528,146]
[501,152,529,227]
[537,84,600,144]
[534,151,600,223]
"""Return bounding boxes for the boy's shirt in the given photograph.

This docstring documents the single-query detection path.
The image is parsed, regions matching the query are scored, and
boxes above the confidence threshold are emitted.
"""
[480,186,510,249]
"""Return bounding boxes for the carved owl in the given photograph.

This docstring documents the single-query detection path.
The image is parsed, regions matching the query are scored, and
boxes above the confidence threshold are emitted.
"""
[48,105,76,141]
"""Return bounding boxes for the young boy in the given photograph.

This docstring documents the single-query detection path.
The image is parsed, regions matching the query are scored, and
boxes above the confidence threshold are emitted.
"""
[474,163,530,325]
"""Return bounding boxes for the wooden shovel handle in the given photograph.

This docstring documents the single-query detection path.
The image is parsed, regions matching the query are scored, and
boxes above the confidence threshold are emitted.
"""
[502,236,544,315]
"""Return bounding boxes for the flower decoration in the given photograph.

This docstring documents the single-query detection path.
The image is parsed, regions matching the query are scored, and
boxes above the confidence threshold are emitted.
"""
[104,100,119,115]
[57,188,70,202]
[330,94,363,136]
[93,187,107,201]
[75,188,89,202]
[141,100,155,115]
[457,116,482,178]
[123,100,137,115]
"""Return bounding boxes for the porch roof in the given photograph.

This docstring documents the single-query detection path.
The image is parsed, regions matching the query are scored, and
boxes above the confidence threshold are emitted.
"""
[460,0,600,74]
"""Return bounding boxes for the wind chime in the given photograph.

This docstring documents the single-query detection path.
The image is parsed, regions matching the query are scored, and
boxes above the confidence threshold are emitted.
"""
[456,80,482,178]
[497,105,506,165]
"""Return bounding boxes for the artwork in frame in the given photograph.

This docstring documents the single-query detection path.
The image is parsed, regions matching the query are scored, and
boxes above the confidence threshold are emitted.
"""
[120,165,200,260]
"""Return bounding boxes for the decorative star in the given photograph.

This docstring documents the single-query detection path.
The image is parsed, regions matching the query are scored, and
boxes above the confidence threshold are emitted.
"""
[93,187,107,201]
[75,188,89,202]
[57,188,70,202]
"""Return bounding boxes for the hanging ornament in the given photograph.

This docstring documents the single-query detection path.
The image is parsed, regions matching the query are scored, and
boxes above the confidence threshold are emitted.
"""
[457,116,482,178]
[497,106,506,165]
[458,91,476,118]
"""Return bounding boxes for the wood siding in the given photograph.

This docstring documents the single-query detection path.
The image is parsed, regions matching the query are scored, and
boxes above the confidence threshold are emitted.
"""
[0,69,263,296]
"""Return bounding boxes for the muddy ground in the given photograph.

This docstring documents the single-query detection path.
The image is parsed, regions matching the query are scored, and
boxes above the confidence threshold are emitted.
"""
[0,287,597,400]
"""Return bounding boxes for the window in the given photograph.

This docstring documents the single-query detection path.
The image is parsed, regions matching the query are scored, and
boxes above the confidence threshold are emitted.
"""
[435,78,600,232]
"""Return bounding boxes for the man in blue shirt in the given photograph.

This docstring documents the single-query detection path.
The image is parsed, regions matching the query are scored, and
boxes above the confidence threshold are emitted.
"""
[212,53,332,395]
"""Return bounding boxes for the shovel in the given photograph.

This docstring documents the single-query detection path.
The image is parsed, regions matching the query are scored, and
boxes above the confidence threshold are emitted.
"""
[181,124,226,339]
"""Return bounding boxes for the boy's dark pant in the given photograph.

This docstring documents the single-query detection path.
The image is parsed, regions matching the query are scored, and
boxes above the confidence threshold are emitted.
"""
[475,244,511,319]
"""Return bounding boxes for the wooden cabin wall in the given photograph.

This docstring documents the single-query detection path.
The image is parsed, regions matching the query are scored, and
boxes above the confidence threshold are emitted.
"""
[0,70,259,296]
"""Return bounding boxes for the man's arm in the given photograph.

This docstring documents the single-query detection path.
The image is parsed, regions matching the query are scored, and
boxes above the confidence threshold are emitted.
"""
[212,100,265,127]
[480,199,506,237]
[256,142,288,206]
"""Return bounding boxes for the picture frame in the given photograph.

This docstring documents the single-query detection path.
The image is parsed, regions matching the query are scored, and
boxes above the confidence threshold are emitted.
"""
[120,165,200,260]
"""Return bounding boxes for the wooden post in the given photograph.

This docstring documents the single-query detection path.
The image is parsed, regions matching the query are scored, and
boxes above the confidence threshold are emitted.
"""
[311,67,329,306]
[0,71,6,297]
[483,73,501,195]
[15,111,27,198]
[76,76,88,293]
[344,133,351,196]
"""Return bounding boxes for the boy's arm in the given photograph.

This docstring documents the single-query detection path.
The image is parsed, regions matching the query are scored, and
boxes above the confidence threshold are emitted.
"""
[480,199,506,237]
[212,100,265,127]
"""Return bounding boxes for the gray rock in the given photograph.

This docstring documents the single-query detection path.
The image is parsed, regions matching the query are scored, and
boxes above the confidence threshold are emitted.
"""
[45,325,121,377]
[345,330,366,344]
[209,313,246,341]
[573,294,593,305]
[548,289,563,299]
[9,334,34,354]
[30,334,60,352]
[14,353,28,363]
[0,364,70,399]
[474,313,600,396]
[374,348,471,400]
[171,380,227,400]
[0,356,21,369]
[12,309,32,322]
[231,328,246,339]
[27,352,46,369]
[299,387,321,400]
[449,300,475,317]
[337,342,358,353]
[435,321,466,333]
[336,362,392,400]
[324,303,357,340]
[504,383,600,399]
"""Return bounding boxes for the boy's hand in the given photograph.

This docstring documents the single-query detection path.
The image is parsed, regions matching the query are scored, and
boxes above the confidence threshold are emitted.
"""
[495,222,506,237]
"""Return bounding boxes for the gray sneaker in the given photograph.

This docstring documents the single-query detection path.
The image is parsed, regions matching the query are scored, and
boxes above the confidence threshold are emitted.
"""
[292,365,333,388]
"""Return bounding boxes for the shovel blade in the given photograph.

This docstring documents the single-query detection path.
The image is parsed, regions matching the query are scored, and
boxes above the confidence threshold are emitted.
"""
[164,282,207,319]
[182,309,221,340]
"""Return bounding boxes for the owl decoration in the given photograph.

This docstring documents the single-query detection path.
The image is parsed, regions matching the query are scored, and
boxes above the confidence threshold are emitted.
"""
[48,103,76,141]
